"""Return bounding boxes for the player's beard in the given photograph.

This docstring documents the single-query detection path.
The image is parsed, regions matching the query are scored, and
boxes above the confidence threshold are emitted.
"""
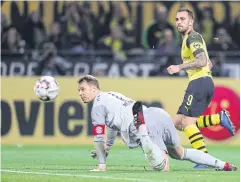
[178,26,192,37]
[177,26,188,35]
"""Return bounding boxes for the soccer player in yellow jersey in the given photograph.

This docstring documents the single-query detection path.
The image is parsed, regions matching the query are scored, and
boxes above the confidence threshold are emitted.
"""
[167,8,235,168]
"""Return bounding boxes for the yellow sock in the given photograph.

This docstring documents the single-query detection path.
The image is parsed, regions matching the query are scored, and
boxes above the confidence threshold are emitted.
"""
[184,124,208,153]
[196,114,221,128]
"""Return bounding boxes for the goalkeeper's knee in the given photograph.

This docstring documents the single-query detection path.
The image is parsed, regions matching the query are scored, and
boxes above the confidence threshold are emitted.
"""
[152,158,167,171]
[151,151,169,171]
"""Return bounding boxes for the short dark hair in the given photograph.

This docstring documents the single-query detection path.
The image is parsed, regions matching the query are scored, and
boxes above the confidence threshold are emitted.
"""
[178,7,194,19]
[78,75,100,89]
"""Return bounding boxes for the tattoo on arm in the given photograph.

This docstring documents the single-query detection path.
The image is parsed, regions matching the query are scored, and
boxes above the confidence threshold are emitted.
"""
[179,52,208,70]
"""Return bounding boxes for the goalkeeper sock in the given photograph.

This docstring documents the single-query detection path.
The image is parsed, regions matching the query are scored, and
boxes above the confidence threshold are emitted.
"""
[182,148,225,169]
[196,114,220,128]
[184,124,208,153]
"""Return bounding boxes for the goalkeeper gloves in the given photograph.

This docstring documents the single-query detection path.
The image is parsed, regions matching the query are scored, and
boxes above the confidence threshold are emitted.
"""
[90,150,109,159]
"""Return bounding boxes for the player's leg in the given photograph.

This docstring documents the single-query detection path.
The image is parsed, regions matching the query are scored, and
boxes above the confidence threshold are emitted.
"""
[140,134,169,171]
[167,145,237,171]
[197,111,235,136]
[197,113,220,127]
[160,115,233,170]
[184,119,210,169]
[161,110,206,157]
[177,78,212,168]
[132,101,167,171]
[182,116,208,153]
[157,104,236,171]
[195,77,235,135]
[173,114,184,131]
[177,79,208,154]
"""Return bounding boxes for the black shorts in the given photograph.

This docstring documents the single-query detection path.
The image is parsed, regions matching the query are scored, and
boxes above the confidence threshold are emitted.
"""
[177,76,214,117]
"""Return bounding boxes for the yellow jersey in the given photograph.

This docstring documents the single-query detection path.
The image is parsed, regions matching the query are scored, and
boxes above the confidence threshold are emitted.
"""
[181,30,212,81]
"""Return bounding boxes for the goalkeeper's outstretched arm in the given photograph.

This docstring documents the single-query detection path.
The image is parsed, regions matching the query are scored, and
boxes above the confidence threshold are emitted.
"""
[90,105,108,171]
[90,131,107,172]
[106,127,118,150]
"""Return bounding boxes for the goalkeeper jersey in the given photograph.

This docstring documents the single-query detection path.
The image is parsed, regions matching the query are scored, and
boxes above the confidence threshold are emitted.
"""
[91,91,144,146]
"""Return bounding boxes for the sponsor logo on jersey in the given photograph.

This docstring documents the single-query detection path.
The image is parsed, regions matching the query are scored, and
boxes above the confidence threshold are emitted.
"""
[193,42,201,49]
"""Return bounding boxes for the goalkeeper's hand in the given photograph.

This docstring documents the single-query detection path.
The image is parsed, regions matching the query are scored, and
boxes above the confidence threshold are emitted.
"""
[90,145,111,159]
[90,150,107,159]
[89,164,106,172]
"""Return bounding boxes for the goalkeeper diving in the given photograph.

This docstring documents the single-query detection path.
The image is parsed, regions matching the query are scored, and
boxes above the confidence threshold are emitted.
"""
[77,75,237,172]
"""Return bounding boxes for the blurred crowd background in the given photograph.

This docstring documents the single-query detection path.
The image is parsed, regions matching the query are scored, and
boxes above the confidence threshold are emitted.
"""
[1,1,240,78]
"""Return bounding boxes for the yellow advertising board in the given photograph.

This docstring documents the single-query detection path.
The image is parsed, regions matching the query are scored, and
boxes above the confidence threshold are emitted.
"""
[1,77,240,146]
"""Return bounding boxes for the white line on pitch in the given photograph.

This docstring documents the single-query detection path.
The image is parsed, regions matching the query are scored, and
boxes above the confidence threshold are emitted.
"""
[1,169,172,182]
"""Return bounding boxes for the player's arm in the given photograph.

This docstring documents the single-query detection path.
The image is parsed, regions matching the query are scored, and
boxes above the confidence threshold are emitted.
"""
[208,59,213,70]
[105,127,118,150]
[179,34,208,70]
[179,52,207,70]
[90,105,107,172]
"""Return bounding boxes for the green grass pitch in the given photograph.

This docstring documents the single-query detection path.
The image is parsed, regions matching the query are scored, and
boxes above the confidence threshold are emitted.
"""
[1,145,240,182]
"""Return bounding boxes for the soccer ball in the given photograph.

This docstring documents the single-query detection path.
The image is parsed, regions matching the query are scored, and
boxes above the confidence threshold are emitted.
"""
[34,76,60,101]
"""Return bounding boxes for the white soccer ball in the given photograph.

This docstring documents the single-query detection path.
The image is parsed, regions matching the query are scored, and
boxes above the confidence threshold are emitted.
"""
[34,76,60,101]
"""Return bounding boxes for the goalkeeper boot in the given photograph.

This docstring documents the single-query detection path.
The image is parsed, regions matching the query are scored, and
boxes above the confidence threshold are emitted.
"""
[216,162,237,171]
[193,164,210,169]
[220,110,235,136]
